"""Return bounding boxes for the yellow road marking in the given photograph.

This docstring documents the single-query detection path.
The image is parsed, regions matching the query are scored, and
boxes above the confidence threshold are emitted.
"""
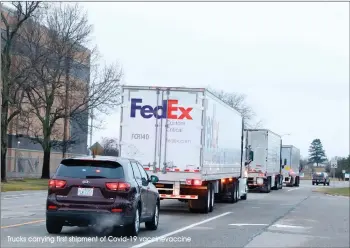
[1,219,45,229]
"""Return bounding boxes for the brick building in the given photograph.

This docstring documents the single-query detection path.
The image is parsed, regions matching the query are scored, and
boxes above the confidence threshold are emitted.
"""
[1,5,90,177]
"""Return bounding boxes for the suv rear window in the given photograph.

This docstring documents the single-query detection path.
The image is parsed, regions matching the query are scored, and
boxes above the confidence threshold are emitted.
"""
[55,160,124,179]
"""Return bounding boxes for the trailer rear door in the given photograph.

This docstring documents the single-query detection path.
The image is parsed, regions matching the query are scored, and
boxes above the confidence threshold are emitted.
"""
[158,89,204,173]
[120,87,204,173]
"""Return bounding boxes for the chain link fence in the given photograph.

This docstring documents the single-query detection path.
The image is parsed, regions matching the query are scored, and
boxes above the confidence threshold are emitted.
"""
[6,153,85,178]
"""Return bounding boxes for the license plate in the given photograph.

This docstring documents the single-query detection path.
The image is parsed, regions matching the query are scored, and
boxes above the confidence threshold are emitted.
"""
[77,188,93,197]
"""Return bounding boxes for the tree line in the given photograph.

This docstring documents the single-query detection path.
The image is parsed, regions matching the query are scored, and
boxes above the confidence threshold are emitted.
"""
[1,2,261,182]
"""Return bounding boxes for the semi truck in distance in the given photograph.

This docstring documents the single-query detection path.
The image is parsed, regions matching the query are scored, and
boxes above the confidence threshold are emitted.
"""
[119,85,249,214]
[281,145,300,187]
[244,129,283,193]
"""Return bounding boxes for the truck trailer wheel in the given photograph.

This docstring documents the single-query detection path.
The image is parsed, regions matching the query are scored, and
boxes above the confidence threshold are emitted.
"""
[209,183,215,212]
[278,176,283,189]
[294,176,300,187]
[289,177,294,187]
[228,181,237,203]
[261,177,271,193]
[188,185,212,214]
[272,175,279,190]
[234,183,239,203]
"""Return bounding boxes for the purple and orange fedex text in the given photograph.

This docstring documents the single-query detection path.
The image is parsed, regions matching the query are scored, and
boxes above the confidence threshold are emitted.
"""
[130,98,193,120]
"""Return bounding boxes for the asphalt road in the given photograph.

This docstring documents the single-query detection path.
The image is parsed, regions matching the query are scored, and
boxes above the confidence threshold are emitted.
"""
[1,180,349,248]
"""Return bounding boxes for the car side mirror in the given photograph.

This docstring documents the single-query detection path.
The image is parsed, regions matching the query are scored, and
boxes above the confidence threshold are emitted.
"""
[149,175,159,183]
[249,151,254,161]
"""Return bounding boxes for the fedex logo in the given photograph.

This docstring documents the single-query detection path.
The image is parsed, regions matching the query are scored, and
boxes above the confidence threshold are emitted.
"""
[130,98,193,120]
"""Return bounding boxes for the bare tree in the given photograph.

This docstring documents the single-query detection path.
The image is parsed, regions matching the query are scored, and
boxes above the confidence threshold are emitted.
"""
[101,137,119,156]
[18,3,122,178]
[1,2,41,182]
[209,88,263,128]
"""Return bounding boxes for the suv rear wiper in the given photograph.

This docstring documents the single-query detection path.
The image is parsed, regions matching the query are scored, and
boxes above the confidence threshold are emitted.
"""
[85,175,107,179]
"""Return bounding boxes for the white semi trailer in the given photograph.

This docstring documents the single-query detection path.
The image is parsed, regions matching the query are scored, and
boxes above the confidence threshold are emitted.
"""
[244,129,283,193]
[281,145,300,187]
[119,85,249,213]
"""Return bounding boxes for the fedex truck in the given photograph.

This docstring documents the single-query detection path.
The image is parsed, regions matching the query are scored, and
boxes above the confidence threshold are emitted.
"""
[119,85,248,213]
[281,145,300,187]
[244,129,283,193]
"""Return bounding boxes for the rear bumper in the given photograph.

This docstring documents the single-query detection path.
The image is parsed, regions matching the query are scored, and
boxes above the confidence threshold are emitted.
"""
[247,177,265,188]
[46,210,133,226]
[312,179,326,183]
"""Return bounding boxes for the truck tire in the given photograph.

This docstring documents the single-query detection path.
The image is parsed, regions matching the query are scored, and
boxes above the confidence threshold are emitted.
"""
[278,176,283,189]
[189,186,211,214]
[261,177,271,193]
[209,183,215,212]
[272,175,279,190]
[294,176,299,187]
[228,181,236,204]
[289,177,294,187]
[234,183,239,203]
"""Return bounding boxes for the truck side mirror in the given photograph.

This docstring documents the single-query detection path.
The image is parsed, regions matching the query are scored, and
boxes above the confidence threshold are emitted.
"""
[249,151,254,161]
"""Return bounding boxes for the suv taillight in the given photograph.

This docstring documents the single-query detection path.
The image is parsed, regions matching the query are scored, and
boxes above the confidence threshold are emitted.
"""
[49,179,67,189]
[105,182,130,191]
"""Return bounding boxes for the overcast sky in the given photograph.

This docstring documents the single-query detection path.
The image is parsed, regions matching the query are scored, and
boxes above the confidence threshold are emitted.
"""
[82,2,349,159]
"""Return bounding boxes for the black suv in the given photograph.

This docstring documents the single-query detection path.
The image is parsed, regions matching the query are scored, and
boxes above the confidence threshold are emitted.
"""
[46,156,160,236]
[312,172,330,186]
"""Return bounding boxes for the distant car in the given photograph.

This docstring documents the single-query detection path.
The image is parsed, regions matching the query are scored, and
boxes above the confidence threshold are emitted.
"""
[46,156,160,236]
[312,172,330,186]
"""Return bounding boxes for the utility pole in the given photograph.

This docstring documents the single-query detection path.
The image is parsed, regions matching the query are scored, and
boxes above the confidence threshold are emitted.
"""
[0,3,3,180]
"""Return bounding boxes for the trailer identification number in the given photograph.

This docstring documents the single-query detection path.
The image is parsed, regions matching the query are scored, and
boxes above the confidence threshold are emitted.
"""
[132,134,150,140]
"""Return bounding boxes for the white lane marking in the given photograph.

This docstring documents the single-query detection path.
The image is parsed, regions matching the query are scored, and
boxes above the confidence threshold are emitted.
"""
[251,207,261,209]
[130,212,232,248]
[2,193,46,199]
[190,226,214,230]
[229,223,268,226]
[287,188,300,192]
[272,224,306,229]
[24,204,44,208]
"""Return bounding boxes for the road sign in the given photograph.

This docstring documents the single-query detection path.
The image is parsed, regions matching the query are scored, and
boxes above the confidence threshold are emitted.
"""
[342,170,346,174]
[330,160,337,168]
[89,142,104,157]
